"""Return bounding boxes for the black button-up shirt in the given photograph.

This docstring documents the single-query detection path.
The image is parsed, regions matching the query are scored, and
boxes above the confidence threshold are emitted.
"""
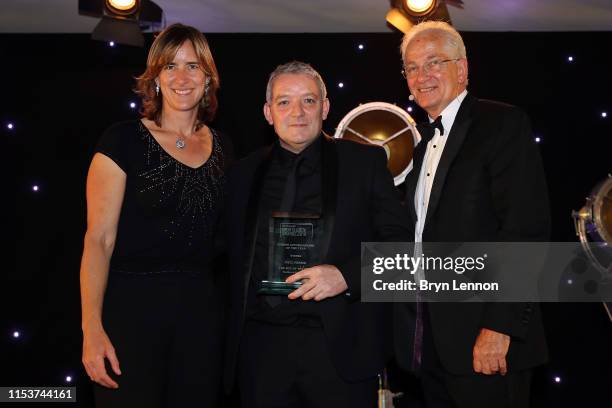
[247,136,323,325]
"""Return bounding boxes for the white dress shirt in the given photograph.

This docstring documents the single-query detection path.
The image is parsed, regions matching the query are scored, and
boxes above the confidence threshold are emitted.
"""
[414,90,468,243]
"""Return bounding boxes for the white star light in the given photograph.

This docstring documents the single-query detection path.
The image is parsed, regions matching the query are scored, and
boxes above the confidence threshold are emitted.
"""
[567,56,574,62]
[602,112,608,118]
[554,376,562,383]
[338,82,344,88]
[358,44,364,50]
[130,102,136,109]
[407,106,413,112]
[32,185,39,192]
[535,137,541,143]
[65,376,73,383]
[7,123,14,130]
[109,41,115,47]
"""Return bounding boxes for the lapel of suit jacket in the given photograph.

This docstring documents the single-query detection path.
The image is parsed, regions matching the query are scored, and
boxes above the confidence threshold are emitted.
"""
[424,94,476,228]
[241,145,273,305]
[320,135,338,262]
[405,125,428,223]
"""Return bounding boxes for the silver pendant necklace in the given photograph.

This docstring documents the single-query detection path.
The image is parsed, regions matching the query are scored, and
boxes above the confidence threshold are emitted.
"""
[174,121,201,149]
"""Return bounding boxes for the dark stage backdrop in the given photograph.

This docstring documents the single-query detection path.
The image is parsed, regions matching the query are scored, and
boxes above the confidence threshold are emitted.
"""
[1,32,611,407]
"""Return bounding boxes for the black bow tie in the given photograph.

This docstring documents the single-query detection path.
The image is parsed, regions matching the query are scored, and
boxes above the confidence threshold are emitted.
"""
[419,116,444,143]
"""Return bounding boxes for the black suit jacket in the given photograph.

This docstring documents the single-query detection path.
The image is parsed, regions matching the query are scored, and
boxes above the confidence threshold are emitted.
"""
[223,135,412,391]
[395,94,550,375]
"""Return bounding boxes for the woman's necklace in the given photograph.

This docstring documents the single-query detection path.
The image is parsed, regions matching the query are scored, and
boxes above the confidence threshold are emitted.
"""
[175,121,201,149]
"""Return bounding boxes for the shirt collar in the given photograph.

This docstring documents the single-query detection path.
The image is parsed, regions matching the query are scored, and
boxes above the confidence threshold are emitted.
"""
[429,89,468,136]
[274,134,322,166]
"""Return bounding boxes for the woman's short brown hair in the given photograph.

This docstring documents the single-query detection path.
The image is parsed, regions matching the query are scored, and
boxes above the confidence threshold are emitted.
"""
[135,23,220,126]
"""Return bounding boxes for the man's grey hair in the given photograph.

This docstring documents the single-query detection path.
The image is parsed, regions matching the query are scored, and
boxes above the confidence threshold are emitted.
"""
[265,61,328,103]
[400,21,466,62]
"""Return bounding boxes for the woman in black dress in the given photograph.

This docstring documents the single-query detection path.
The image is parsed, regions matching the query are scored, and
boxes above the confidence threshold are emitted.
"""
[80,23,228,407]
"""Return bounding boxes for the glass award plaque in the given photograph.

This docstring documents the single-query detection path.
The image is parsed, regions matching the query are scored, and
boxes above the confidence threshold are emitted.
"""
[257,212,323,295]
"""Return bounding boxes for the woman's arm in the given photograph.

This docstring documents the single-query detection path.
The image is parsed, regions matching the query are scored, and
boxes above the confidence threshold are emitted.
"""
[80,153,126,389]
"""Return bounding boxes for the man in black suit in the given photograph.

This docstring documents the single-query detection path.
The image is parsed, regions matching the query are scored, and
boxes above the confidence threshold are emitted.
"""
[223,61,411,407]
[394,21,550,407]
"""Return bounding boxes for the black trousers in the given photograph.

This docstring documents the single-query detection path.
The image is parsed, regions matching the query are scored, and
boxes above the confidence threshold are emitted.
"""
[94,273,224,408]
[420,306,533,408]
[238,320,378,408]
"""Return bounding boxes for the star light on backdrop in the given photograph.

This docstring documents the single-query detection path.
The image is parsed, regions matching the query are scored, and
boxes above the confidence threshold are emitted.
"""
[7,123,14,130]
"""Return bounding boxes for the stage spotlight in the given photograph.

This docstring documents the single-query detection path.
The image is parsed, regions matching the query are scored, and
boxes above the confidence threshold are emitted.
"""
[107,0,138,14]
[573,175,612,322]
[79,0,163,47]
[386,8,414,34]
[386,0,464,33]
[404,0,437,16]
[92,17,145,47]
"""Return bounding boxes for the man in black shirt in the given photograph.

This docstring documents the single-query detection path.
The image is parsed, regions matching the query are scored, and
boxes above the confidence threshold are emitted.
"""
[224,61,411,407]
